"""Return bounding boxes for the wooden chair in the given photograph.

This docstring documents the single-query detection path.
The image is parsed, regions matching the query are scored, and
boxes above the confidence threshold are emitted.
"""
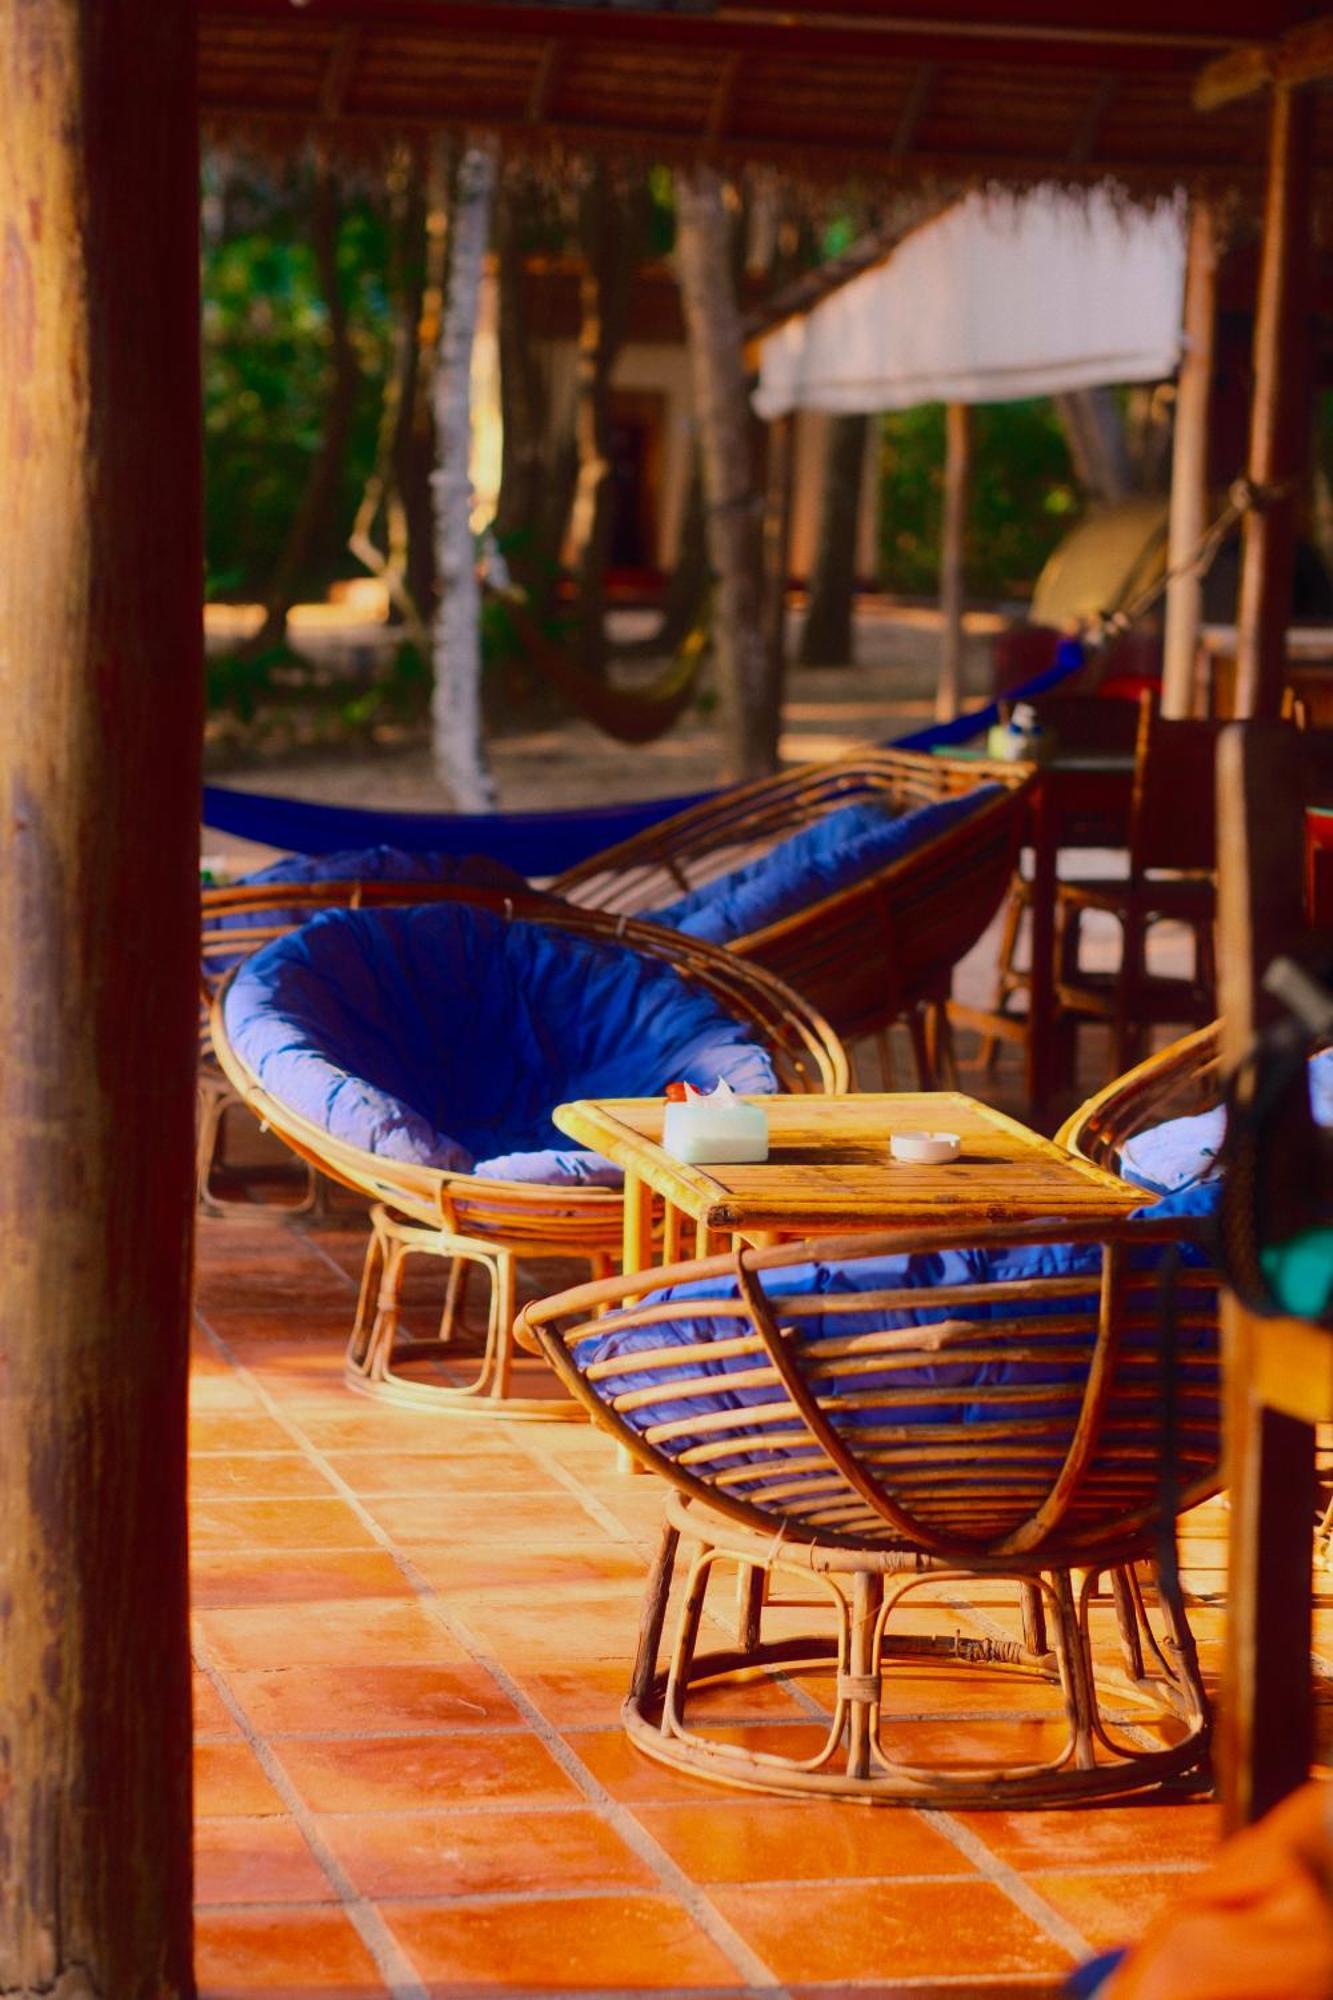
[209,887,847,1419]
[518,1217,1218,1804]
[976,695,1142,1068]
[1055,696,1223,1076]
[553,749,1031,1084]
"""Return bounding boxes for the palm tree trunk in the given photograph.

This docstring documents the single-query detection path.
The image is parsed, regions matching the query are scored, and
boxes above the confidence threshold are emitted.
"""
[674,162,780,782]
[430,135,499,808]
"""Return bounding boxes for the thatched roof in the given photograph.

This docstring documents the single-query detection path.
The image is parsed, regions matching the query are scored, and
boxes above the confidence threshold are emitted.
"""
[199,1,1333,186]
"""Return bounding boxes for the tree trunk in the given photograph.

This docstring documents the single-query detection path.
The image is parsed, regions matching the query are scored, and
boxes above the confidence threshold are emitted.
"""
[431,135,499,807]
[674,162,780,782]
[245,157,360,655]
[798,413,869,666]
[569,165,646,679]
[0,1,199,1992]
[495,169,546,580]
[397,136,452,632]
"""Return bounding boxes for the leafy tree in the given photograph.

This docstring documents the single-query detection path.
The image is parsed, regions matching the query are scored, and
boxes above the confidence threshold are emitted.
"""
[878,398,1080,602]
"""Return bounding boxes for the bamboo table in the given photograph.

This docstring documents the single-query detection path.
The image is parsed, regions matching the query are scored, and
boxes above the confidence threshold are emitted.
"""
[552,1091,1142,1280]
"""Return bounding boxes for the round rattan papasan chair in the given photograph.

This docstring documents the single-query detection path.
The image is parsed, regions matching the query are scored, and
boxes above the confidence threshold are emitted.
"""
[210,886,846,1418]
[517,1190,1221,1805]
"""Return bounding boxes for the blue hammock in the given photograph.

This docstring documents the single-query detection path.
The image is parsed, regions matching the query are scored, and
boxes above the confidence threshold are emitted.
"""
[202,640,1086,875]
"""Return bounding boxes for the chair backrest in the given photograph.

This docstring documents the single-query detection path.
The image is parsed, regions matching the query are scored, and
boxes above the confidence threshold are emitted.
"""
[519,1217,1220,1566]
[206,883,849,1102]
[551,749,1026,916]
[1056,1022,1223,1175]
[551,750,1031,1042]
[1129,693,1226,878]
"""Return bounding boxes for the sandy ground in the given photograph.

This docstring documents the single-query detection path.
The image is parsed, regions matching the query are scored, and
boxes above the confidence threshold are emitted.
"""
[203,601,1005,872]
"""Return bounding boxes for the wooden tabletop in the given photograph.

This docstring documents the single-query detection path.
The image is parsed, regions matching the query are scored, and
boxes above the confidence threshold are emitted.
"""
[552,1092,1141,1236]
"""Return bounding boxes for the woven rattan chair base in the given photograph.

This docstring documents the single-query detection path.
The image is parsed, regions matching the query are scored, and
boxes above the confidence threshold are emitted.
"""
[625,1492,1211,1807]
[196,1066,322,1218]
[344,1202,591,1420]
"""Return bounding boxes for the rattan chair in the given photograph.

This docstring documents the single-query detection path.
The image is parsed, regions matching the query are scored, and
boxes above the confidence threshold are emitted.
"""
[198,870,530,1213]
[1056,1023,1223,1179]
[518,1212,1219,1805]
[209,887,847,1419]
[553,749,1031,1082]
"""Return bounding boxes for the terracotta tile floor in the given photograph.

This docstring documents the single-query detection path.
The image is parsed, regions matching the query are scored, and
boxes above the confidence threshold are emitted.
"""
[191,1202,1333,2000]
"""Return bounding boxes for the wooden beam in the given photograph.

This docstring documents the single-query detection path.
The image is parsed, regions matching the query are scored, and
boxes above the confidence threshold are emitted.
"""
[203,0,1251,75]
[1233,84,1315,720]
[705,49,742,142]
[1196,12,1333,108]
[318,22,362,120]
[761,411,797,684]
[1215,723,1319,1830]
[0,0,200,1990]
[526,37,564,124]
[1161,197,1219,716]
[936,402,973,724]
[1068,72,1118,163]
[890,61,937,158]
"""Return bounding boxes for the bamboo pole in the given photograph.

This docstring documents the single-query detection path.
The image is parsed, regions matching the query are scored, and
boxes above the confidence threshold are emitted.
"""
[1161,198,1218,718]
[0,2,200,1991]
[1233,85,1315,721]
[762,411,797,684]
[936,401,972,723]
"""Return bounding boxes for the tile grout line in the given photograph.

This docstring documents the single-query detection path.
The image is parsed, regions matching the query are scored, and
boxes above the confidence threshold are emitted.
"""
[921,1808,1094,1964]
[194,1299,795,2000]
[192,1633,430,2000]
[295,1223,1115,1964]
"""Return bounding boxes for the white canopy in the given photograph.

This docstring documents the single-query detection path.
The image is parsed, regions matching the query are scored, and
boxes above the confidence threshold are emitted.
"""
[753,187,1186,419]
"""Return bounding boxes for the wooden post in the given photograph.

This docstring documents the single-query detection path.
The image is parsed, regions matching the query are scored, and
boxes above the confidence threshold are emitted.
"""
[1234,86,1316,721]
[761,411,797,687]
[0,2,200,1991]
[1215,723,1318,1831]
[1161,198,1219,718]
[936,401,972,723]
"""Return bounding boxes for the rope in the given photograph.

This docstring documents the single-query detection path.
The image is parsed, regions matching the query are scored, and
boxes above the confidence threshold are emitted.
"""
[1088,476,1286,650]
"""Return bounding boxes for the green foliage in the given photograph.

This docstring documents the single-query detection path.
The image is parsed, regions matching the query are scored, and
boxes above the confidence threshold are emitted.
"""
[878,398,1081,602]
[203,166,393,608]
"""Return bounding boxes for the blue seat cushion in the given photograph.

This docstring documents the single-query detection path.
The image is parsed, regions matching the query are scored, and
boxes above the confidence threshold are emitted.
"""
[571,1183,1220,1471]
[1119,1048,1333,1194]
[646,787,1004,947]
[222,902,777,1184]
[207,848,533,975]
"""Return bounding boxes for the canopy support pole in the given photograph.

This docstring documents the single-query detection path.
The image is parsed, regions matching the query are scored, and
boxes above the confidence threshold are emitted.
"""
[762,411,797,687]
[936,401,972,723]
[1234,85,1315,721]
[1161,197,1218,718]
[0,1,200,1989]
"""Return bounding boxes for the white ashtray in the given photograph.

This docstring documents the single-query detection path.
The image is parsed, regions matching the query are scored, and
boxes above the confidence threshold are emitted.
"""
[889,1130,961,1166]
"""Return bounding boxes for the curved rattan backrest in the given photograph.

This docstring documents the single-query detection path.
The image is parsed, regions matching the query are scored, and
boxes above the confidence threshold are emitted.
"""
[518,1216,1220,1567]
[553,751,1031,1042]
[1056,1023,1222,1178]
[553,749,1025,913]
[207,887,848,1236]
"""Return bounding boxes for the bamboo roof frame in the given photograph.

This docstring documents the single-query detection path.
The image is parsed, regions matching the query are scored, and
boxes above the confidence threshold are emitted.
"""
[199,0,1333,188]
